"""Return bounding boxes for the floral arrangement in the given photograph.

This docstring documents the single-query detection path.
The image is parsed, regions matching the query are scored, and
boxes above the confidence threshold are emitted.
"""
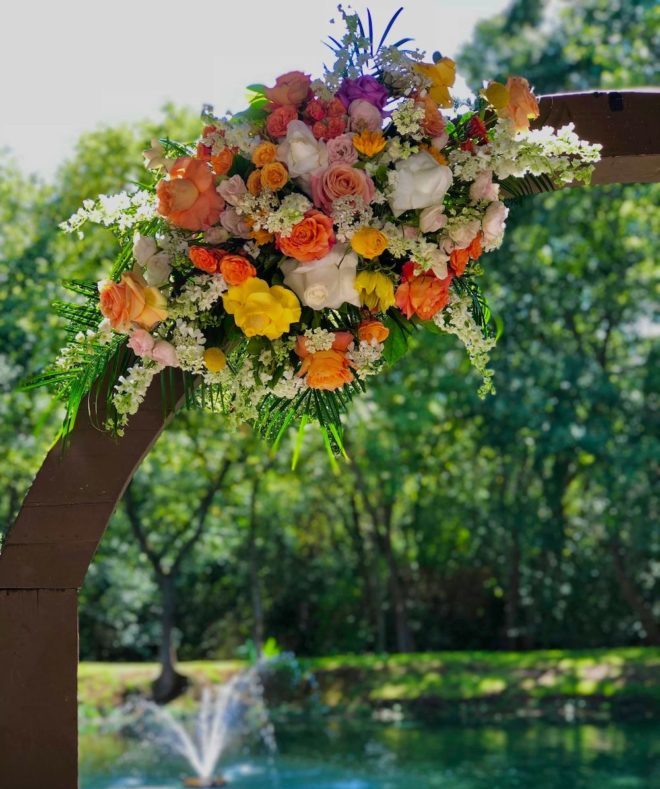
[31,7,601,457]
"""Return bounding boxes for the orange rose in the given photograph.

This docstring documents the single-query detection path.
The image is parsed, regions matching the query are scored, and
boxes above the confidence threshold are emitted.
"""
[295,331,354,391]
[266,105,298,139]
[156,156,224,230]
[99,272,167,332]
[416,94,446,137]
[395,264,452,320]
[220,254,257,286]
[189,246,226,274]
[246,169,263,196]
[211,148,234,176]
[358,319,389,344]
[252,141,277,166]
[261,161,289,191]
[264,71,311,108]
[276,209,335,263]
[449,233,483,276]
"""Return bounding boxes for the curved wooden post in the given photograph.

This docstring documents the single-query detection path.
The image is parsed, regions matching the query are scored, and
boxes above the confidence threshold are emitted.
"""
[0,377,182,789]
[0,90,658,789]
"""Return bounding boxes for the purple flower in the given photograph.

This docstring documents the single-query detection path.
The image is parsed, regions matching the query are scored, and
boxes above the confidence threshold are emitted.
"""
[337,75,389,112]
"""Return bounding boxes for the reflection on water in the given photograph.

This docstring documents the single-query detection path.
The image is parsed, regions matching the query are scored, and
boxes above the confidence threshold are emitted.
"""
[81,719,659,789]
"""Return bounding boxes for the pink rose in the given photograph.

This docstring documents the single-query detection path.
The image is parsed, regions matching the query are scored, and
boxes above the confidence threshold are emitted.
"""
[482,201,508,249]
[326,133,358,165]
[348,99,383,132]
[217,175,247,206]
[469,170,500,203]
[151,340,179,368]
[128,328,155,357]
[419,205,448,233]
[310,162,375,214]
[220,207,252,238]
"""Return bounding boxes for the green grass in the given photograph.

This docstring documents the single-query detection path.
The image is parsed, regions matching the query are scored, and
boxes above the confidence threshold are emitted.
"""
[78,648,659,721]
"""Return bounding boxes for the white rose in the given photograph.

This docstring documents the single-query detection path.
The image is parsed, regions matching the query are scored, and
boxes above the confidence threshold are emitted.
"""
[388,152,453,217]
[469,170,500,203]
[419,205,448,233]
[482,201,509,249]
[448,219,482,249]
[277,120,328,178]
[280,243,360,311]
[133,235,157,265]
[143,252,172,287]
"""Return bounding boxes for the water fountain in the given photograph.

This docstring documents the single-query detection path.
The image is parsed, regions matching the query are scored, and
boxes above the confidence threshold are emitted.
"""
[136,664,277,788]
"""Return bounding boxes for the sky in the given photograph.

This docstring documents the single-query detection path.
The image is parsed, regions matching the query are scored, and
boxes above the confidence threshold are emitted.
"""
[1,0,510,178]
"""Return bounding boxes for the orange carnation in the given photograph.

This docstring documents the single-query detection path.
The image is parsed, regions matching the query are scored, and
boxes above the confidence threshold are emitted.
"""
[252,141,277,166]
[261,161,288,191]
[395,264,452,321]
[358,319,389,344]
[156,156,224,231]
[189,246,226,275]
[220,254,257,286]
[276,209,335,263]
[211,148,234,176]
[99,271,167,332]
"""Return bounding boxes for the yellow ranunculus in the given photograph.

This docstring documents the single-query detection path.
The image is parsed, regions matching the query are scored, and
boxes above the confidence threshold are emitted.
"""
[482,80,510,111]
[351,227,389,260]
[223,277,301,340]
[355,271,396,312]
[414,57,456,108]
[353,129,387,158]
[203,347,227,373]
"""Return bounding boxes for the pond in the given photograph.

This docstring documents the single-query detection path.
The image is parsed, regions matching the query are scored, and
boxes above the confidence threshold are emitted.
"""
[81,718,658,789]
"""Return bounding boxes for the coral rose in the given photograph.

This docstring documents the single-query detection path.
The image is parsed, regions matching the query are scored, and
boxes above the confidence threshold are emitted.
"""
[99,271,167,332]
[395,265,452,320]
[189,246,226,274]
[276,209,335,263]
[261,161,288,191]
[350,226,388,259]
[252,141,277,166]
[156,156,224,231]
[310,162,375,214]
[266,105,298,139]
[358,319,389,344]
[265,71,311,109]
[223,278,301,340]
[220,254,257,286]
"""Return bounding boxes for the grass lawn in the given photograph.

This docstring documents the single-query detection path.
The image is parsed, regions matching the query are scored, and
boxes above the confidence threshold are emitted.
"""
[79,648,659,723]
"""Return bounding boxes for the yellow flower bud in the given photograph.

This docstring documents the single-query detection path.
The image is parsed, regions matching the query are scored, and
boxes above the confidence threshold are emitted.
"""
[204,347,227,373]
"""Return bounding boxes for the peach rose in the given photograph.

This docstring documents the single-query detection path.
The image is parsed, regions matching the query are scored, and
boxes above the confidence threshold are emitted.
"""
[265,71,311,109]
[99,271,167,332]
[266,105,298,139]
[310,162,375,214]
[416,94,446,137]
[276,209,335,263]
[189,246,226,275]
[395,264,452,320]
[497,76,540,132]
[358,319,389,344]
[220,254,257,286]
[156,156,224,231]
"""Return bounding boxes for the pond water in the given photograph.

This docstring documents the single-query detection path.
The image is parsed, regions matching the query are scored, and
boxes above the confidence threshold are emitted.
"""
[81,719,659,789]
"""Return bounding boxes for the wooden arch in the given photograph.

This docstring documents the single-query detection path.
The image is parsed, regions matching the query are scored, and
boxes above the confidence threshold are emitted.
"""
[1,90,658,789]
